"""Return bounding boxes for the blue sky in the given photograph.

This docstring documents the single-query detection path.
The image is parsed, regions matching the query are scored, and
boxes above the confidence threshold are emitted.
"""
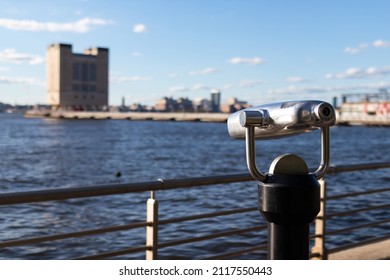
[0,0,390,106]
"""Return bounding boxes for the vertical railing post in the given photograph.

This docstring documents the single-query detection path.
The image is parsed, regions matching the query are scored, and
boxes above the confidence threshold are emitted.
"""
[311,178,328,260]
[146,190,158,260]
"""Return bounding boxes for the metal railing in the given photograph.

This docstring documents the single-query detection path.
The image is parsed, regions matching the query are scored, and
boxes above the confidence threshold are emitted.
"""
[0,162,389,260]
[311,163,390,259]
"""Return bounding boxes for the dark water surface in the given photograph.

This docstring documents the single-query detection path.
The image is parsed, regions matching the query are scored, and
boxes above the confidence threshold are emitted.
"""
[0,113,389,259]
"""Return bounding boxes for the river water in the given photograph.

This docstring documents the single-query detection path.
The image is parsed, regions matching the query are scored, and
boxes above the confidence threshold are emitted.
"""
[0,113,389,259]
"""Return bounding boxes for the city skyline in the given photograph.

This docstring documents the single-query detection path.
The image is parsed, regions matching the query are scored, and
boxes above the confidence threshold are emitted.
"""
[1,0,390,106]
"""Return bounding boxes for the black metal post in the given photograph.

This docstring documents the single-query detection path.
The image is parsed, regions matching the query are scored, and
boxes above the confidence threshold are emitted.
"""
[258,173,320,260]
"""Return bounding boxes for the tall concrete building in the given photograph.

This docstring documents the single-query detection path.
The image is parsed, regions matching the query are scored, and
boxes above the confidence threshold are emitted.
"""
[46,43,109,110]
[210,90,221,112]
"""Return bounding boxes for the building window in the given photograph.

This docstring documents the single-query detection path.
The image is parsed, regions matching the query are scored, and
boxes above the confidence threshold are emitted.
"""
[81,85,88,92]
[73,84,80,91]
[82,63,88,81]
[89,85,97,92]
[73,63,80,81]
[90,64,97,81]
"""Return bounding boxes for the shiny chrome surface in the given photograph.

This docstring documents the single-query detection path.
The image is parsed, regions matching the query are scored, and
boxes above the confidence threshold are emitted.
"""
[228,100,335,181]
[244,125,331,181]
[227,100,336,140]
[314,126,331,179]
[245,127,267,182]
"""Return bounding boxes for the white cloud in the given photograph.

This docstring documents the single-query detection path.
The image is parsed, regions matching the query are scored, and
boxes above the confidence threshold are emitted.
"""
[110,75,152,83]
[189,67,217,76]
[169,86,190,93]
[0,76,42,85]
[0,17,111,33]
[366,66,390,76]
[344,47,360,55]
[228,56,266,65]
[326,68,364,79]
[344,39,390,54]
[373,39,390,48]
[192,84,210,91]
[133,24,147,33]
[169,84,215,93]
[238,80,263,88]
[326,66,390,79]
[0,49,44,65]
[286,76,308,83]
[344,43,369,54]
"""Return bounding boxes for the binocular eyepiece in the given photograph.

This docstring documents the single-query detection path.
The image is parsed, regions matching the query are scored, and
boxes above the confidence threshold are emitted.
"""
[227,100,336,140]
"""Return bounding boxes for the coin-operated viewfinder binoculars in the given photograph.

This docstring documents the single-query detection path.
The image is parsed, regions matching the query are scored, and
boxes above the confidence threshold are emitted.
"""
[227,100,336,260]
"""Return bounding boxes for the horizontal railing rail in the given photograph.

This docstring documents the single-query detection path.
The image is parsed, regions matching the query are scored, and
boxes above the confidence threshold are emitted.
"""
[327,187,390,200]
[0,161,389,260]
[159,207,257,225]
[325,219,390,236]
[1,162,389,206]
[0,174,254,205]
[326,162,390,173]
[0,221,149,248]
[157,226,267,250]
[0,207,257,249]
[326,203,390,219]
[79,204,264,259]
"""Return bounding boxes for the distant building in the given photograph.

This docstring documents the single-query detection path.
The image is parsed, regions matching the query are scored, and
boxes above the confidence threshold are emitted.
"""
[129,103,148,112]
[46,43,109,110]
[155,97,194,112]
[177,97,194,112]
[0,102,13,112]
[220,97,250,113]
[154,93,249,114]
[155,97,177,112]
[193,98,211,112]
[210,90,221,112]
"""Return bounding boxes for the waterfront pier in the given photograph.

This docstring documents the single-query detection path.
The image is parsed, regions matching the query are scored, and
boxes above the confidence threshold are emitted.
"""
[24,109,390,125]
[24,110,230,122]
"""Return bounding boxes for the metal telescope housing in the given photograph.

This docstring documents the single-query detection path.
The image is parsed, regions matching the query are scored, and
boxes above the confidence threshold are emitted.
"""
[227,100,335,139]
[227,100,336,182]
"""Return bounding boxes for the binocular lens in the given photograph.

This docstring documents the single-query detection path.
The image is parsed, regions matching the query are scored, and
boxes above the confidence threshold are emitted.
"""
[322,107,331,117]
